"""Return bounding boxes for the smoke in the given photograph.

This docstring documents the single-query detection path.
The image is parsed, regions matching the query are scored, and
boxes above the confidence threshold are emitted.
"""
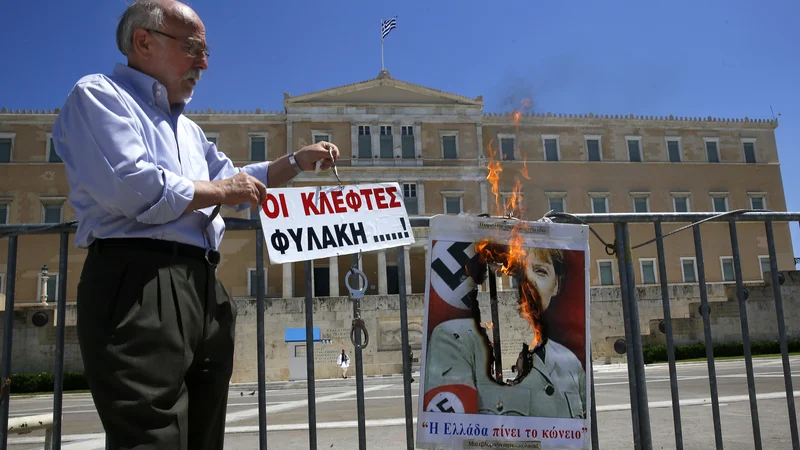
[489,50,685,115]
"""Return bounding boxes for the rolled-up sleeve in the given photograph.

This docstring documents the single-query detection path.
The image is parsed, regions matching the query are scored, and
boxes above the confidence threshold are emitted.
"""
[204,140,270,211]
[54,80,194,224]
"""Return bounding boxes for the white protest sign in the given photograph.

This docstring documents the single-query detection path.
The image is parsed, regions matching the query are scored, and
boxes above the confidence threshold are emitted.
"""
[258,182,416,264]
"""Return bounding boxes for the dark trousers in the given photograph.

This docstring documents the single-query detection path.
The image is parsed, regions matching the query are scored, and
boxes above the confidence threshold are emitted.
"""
[76,241,237,450]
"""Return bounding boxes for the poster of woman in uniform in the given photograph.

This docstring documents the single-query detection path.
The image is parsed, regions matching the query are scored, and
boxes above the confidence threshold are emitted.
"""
[416,214,591,450]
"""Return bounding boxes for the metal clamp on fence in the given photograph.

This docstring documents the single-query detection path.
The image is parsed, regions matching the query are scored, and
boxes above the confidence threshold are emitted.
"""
[346,267,370,349]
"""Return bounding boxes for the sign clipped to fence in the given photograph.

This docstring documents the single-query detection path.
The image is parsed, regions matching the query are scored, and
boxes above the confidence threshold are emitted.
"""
[258,182,415,264]
[416,214,591,449]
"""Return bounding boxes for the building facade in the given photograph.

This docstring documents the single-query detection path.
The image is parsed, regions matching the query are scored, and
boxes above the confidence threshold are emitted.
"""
[0,69,794,306]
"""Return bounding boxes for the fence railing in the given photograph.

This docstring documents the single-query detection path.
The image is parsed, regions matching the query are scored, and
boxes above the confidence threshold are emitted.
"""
[0,211,798,450]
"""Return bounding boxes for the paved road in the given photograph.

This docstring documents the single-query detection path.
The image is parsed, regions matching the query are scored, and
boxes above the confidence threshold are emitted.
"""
[6,356,800,449]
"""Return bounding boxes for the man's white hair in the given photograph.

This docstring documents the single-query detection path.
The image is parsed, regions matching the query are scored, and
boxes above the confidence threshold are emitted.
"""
[115,0,167,56]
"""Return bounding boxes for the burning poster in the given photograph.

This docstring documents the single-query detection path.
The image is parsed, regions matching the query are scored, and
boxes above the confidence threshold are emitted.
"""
[416,214,591,450]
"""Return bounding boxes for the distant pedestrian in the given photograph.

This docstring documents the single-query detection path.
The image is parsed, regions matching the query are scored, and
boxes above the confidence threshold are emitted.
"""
[337,349,350,378]
[408,345,415,383]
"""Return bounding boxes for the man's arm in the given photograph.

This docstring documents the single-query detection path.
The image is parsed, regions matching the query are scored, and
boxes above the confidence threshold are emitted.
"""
[202,135,341,208]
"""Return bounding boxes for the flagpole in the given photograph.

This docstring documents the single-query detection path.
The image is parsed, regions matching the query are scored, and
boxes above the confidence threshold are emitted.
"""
[381,37,385,71]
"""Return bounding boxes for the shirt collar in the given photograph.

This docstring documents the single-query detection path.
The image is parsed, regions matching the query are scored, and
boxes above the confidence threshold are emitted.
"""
[111,63,192,116]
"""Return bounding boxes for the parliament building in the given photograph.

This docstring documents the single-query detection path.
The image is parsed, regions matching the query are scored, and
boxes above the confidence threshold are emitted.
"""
[0,69,794,305]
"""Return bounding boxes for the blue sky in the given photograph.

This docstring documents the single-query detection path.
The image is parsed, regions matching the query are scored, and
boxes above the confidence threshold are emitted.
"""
[3,0,800,259]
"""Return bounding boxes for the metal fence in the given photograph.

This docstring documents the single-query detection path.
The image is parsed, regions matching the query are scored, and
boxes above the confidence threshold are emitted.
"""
[0,211,798,450]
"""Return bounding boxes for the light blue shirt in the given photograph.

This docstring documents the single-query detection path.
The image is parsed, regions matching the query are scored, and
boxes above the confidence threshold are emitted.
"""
[52,63,269,250]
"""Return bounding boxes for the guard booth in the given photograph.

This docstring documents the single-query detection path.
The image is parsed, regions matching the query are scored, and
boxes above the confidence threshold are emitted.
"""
[285,327,326,381]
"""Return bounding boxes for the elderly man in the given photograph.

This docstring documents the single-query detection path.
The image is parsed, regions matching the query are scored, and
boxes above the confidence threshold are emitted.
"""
[51,1,338,448]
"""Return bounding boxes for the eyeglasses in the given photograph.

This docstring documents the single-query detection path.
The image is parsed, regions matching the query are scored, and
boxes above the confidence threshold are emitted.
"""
[147,28,210,59]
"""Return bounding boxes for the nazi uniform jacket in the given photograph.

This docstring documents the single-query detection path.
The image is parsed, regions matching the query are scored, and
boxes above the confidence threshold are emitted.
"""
[423,318,586,418]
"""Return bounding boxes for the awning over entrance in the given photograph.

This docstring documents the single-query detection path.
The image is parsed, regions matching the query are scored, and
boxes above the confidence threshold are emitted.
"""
[284,327,322,342]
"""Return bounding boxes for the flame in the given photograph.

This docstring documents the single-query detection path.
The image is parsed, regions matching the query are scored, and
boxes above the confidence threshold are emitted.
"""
[477,97,542,347]
[503,178,526,218]
[520,159,530,180]
[474,236,543,349]
[486,138,503,215]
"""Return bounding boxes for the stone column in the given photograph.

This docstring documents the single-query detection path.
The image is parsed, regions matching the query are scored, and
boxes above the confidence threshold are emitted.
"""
[480,180,488,214]
[310,260,315,297]
[377,250,388,295]
[286,120,293,155]
[417,181,426,214]
[476,122,484,158]
[282,263,293,298]
[329,255,339,297]
[404,246,412,295]
[414,122,422,159]
[350,123,358,160]
[371,121,380,160]
[393,121,402,160]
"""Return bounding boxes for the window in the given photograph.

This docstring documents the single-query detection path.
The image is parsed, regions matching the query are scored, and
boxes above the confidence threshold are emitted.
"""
[672,193,691,213]
[401,126,415,158]
[386,265,399,295]
[704,138,720,163]
[248,268,266,297]
[640,259,657,284]
[598,260,614,286]
[380,125,393,158]
[312,132,331,144]
[759,255,771,279]
[500,136,515,161]
[403,183,418,215]
[0,201,8,224]
[249,208,260,220]
[542,135,560,161]
[42,200,64,224]
[46,135,62,163]
[585,136,601,161]
[626,137,642,162]
[749,193,766,210]
[249,134,267,161]
[442,133,458,159]
[631,193,650,213]
[666,138,681,162]
[711,193,728,212]
[720,257,735,282]
[37,272,59,302]
[590,194,608,213]
[313,266,331,297]
[442,192,463,214]
[358,125,372,158]
[204,132,219,146]
[0,133,13,163]
[681,257,698,283]
[546,192,566,213]
[742,139,757,163]
[549,197,564,212]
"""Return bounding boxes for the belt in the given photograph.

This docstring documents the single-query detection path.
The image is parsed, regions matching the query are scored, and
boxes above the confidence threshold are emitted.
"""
[92,238,221,266]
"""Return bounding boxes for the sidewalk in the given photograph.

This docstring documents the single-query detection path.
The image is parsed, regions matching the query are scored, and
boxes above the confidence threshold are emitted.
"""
[230,359,627,393]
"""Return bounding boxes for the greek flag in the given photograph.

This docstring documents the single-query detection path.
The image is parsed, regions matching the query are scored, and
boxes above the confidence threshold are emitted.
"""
[381,17,397,40]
